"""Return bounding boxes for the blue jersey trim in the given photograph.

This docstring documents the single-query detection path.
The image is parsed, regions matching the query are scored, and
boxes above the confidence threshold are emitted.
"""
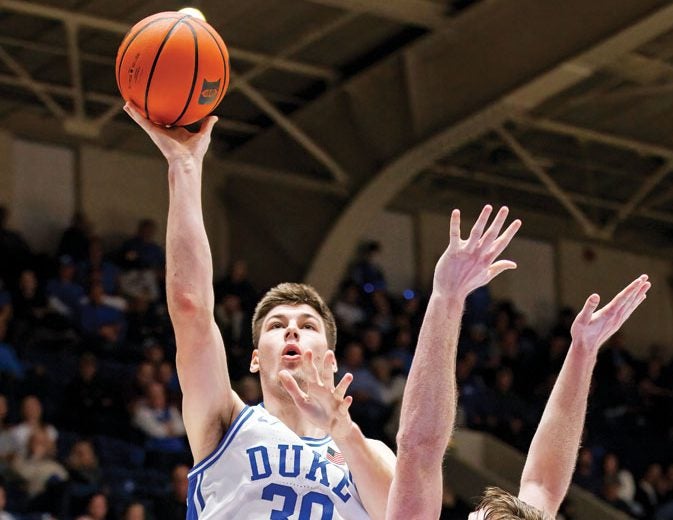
[186,473,200,519]
[303,436,333,447]
[189,405,254,477]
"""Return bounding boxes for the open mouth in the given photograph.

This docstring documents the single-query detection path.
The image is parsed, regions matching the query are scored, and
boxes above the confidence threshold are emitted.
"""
[282,344,302,360]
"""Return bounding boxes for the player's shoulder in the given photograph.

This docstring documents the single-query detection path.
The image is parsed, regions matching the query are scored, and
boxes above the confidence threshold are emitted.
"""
[365,437,396,467]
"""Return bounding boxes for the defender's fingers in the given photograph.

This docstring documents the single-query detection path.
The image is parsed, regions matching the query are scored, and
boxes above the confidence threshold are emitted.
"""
[486,260,517,283]
[480,206,510,246]
[334,373,354,400]
[577,294,600,325]
[602,275,648,315]
[468,205,493,244]
[488,219,522,260]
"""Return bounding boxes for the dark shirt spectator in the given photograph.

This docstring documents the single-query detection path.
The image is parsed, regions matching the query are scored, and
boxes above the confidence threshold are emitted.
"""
[45,255,85,320]
[214,259,257,315]
[79,281,127,345]
[120,219,165,270]
[58,212,92,263]
[349,240,387,293]
[77,237,120,295]
[0,206,32,293]
[154,464,189,520]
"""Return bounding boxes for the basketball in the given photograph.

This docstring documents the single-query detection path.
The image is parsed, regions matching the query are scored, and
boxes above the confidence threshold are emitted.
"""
[116,11,229,127]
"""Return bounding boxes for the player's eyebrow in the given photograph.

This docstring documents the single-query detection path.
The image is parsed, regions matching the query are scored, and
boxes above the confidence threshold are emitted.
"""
[266,313,320,323]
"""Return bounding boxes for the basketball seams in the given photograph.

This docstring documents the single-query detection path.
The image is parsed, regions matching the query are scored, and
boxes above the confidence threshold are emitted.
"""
[144,16,190,121]
[115,15,181,92]
[169,19,200,127]
[189,17,230,108]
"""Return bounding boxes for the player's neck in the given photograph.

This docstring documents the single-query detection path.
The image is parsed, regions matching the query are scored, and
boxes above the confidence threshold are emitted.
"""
[262,393,328,439]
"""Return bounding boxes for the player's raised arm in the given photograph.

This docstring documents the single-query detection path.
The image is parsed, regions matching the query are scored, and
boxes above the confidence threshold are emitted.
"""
[518,275,650,516]
[124,103,243,463]
[387,205,521,520]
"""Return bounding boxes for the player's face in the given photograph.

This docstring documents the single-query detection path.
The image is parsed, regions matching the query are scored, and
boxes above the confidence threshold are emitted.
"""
[251,303,332,392]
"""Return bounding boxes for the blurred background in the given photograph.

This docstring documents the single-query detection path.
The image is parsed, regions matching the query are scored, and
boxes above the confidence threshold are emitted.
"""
[0,0,671,518]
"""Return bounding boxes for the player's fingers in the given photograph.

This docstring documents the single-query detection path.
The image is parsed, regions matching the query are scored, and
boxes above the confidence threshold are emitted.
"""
[304,350,323,387]
[321,350,337,388]
[480,206,509,246]
[486,260,517,283]
[448,209,461,250]
[467,205,493,247]
[199,115,218,137]
[279,371,308,404]
[334,372,353,400]
[488,219,522,260]
[338,395,353,415]
[619,281,651,322]
[577,293,600,325]
[603,275,648,315]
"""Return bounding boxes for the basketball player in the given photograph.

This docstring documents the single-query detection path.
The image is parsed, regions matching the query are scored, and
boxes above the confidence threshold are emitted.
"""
[124,104,396,519]
[468,274,650,520]
[384,212,650,520]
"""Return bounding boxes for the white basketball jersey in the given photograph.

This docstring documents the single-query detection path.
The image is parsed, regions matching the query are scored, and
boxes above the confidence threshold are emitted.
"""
[187,404,371,519]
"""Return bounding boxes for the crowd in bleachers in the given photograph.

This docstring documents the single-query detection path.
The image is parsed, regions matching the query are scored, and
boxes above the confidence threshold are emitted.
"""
[0,207,672,519]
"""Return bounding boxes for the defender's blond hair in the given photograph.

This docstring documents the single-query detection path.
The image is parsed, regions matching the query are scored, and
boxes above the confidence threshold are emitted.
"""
[251,283,337,349]
[477,487,551,520]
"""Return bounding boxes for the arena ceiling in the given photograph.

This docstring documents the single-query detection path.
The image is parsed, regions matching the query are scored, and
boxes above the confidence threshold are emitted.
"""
[2,0,673,293]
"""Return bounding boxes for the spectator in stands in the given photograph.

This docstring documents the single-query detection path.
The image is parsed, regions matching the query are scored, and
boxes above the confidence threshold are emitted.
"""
[0,281,10,331]
[0,483,16,520]
[123,361,156,411]
[214,293,252,379]
[635,463,662,518]
[58,212,92,263]
[370,290,395,336]
[77,492,109,520]
[79,281,127,348]
[45,255,85,323]
[62,353,114,435]
[601,452,636,507]
[332,281,366,340]
[12,427,68,508]
[9,269,46,343]
[0,322,24,380]
[132,382,186,467]
[0,395,16,481]
[64,439,102,517]
[122,501,146,520]
[10,396,57,459]
[154,463,188,520]
[0,206,32,294]
[214,259,257,315]
[77,237,120,295]
[573,447,602,495]
[387,327,414,375]
[157,360,180,404]
[120,219,164,271]
[349,240,387,294]
[601,477,634,516]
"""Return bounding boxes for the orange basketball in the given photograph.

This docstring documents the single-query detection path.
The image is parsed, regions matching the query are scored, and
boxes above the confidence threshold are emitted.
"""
[116,11,229,127]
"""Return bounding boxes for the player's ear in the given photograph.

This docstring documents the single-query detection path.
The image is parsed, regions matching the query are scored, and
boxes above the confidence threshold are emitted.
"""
[250,349,260,373]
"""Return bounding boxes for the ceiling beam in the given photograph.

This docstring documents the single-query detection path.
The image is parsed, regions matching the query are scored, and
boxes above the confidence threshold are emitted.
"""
[0,45,66,119]
[0,0,338,80]
[302,0,446,29]
[497,127,598,236]
[515,115,673,159]
[306,0,673,300]
[602,161,673,236]
[429,164,673,225]
[235,77,350,186]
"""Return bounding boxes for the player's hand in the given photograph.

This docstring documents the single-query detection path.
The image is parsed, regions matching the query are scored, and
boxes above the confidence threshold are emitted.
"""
[123,101,217,163]
[433,205,521,300]
[278,350,354,439]
[570,275,650,352]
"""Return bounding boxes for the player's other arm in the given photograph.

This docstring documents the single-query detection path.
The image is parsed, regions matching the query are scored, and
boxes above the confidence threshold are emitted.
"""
[518,276,650,516]
[125,103,244,463]
[387,205,520,520]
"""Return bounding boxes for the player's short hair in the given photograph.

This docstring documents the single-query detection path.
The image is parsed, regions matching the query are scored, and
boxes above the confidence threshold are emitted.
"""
[252,283,337,350]
[477,487,551,520]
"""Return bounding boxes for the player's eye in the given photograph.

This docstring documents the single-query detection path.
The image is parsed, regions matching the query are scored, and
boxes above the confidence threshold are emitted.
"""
[303,323,315,330]
[270,322,283,329]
